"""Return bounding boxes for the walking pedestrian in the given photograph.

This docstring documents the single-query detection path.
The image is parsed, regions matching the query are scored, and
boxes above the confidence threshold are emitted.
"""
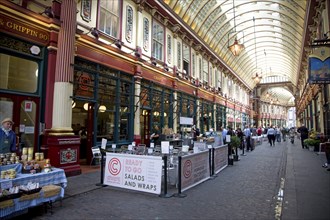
[243,125,252,151]
[221,126,228,144]
[267,125,276,146]
[297,124,309,149]
[275,126,281,142]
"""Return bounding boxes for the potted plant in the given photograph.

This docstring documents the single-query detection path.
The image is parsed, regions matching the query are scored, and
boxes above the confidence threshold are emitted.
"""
[230,136,241,161]
[304,138,321,151]
[304,129,321,151]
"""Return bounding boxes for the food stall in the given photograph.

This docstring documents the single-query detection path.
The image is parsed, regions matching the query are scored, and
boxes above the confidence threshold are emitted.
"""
[0,149,67,218]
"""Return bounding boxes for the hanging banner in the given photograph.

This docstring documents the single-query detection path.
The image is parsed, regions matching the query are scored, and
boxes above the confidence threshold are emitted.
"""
[180,150,210,192]
[104,153,163,195]
[308,47,330,84]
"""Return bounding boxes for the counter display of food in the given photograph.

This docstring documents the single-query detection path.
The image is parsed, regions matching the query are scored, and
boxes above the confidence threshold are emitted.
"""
[0,166,67,218]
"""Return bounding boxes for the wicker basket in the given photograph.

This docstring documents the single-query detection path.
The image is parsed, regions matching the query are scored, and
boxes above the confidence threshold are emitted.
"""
[20,187,42,195]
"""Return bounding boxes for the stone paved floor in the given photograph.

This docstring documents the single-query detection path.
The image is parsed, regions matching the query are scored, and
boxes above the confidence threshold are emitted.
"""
[11,136,330,220]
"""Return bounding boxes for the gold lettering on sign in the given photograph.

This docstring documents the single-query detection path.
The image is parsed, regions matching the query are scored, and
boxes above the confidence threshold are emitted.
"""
[0,15,49,43]
[6,21,38,37]
[153,75,163,81]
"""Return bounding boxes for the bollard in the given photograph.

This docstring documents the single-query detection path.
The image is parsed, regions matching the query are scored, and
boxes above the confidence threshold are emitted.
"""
[96,148,107,187]
[159,155,172,198]
[173,156,186,198]
[228,144,234,165]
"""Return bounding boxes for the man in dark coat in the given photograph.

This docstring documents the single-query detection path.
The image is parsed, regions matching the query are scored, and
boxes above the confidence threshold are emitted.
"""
[297,124,309,149]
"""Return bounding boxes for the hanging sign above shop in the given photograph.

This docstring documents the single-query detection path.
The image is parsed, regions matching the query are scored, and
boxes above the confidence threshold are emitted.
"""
[308,47,330,84]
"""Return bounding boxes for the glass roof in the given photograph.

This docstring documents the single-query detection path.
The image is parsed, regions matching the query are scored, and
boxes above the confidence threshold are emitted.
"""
[163,0,308,105]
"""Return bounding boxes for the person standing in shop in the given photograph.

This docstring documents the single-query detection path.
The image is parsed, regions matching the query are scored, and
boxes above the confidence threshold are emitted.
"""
[0,118,17,154]
[150,125,161,146]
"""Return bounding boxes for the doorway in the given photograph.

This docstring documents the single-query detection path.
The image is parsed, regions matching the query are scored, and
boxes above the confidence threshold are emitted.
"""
[140,109,150,146]
[72,100,94,164]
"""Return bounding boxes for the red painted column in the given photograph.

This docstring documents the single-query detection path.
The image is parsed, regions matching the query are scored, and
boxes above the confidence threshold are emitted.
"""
[43,1,81,176]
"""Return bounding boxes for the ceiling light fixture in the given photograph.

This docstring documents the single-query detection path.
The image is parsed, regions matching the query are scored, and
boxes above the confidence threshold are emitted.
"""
[252,17,262,83]
[99,105,107,113]
[228,0,245,56]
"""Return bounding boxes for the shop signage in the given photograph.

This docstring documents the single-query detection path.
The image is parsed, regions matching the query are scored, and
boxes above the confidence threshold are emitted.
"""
[75,72,93,98]
[180,151,210,191]
[198,91,212,101]
[177,81,194,94]
[308,47,330,84]
[213,145,228,174]
[0,14,49,44]
[104,153,162,195]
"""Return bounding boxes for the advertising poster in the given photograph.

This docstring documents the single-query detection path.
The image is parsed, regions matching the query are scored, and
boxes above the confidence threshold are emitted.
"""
[214,145,228,174]
[181,151,210,192]
[104,153,162,195]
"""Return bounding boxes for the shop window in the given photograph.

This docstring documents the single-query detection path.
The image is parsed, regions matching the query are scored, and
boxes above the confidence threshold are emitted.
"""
[20,100,37,148]
[0,53,38,93]
[99,0,120,38]
[152,21,164,61]
[0,98,13,120]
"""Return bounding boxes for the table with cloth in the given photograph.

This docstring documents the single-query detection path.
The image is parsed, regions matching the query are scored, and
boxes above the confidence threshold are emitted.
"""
[0,167,67,218]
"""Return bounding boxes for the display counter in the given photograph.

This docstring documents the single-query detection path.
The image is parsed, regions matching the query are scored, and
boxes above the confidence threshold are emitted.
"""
[0,167,67,218]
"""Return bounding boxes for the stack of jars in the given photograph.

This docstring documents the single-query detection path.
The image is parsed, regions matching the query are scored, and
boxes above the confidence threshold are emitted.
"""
[0,153,20,166]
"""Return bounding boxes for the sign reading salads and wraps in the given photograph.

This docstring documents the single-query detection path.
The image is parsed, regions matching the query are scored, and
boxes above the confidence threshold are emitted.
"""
[104,153,162,195]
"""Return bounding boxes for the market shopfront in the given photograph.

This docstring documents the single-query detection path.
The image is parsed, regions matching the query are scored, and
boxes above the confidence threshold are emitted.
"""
[139,81,174,146]
[0,33,47,156]
[71,58,134,164]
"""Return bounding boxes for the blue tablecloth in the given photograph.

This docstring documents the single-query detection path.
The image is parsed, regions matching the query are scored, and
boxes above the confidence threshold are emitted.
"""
[0,168,67,188]
[0,163,22,174]
[0,168,67,218]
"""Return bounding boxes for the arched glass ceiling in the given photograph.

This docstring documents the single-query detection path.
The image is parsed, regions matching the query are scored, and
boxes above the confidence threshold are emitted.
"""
[163,0,307,103]
[261,87,295,106]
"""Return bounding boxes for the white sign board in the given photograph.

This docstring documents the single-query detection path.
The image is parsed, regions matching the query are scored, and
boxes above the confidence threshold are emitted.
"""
[101,138,107,150]
[179,117,193,125]
[104,153,163,194]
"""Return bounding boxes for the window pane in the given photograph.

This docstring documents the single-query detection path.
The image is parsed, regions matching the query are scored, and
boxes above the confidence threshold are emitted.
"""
[97,111,115,141]
[20,100,37,148]
[99,0,120,38]
[152,22,164,60]
[119,112,129,140]
[0,54,38,93]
